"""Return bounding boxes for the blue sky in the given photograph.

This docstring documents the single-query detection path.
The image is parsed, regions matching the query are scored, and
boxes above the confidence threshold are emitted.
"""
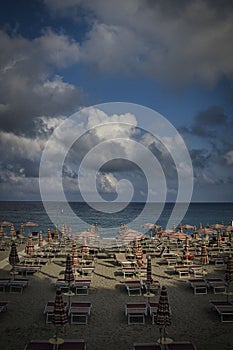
[0,0,232,202]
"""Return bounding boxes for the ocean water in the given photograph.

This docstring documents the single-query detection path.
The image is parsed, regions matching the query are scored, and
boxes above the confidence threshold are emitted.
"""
[0,201,233,238]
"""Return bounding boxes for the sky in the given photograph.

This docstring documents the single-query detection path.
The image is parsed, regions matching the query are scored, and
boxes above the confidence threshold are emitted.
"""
[0,0,233,203]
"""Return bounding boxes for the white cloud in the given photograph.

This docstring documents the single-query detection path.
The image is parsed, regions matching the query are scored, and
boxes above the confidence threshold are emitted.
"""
[223,150,233,165]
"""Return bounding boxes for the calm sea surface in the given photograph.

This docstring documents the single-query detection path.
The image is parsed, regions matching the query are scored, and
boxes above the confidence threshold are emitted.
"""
[0,201,233,238]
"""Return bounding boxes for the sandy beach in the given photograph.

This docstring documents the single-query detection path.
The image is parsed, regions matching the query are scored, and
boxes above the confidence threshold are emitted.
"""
[0,239,233,350]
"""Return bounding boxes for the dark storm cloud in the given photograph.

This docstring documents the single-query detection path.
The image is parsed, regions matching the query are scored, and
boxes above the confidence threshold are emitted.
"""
[0,30,82,135]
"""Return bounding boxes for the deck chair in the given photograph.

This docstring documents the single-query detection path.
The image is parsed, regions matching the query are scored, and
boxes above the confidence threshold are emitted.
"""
[133,343,162,350]
[59,339,86,350]
[165,341,197,350]
[24,340,53,350]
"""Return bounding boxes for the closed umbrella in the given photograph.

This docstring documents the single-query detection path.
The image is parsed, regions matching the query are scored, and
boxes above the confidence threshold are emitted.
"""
[9,241,20,278]
[39,231,44,248]
[0,225,5,238]
[46,228,52,243]
[71,242,78,267]
[10,224,16,238]
[200,240,209,265]
[54,226,59,241]
[25,235,35,256]
[50,288,68,346]
[64,254,75,306]
[155,286,172,344]
[225,255,233,301]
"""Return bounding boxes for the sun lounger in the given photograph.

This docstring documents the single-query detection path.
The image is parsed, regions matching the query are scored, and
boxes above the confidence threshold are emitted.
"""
[188,279,207,295]
[175,266,190,279]
[122,267,136,278]
[125,279,142,296]
[205,278,226,294]
[24,340,53,350]
[0,301,8,312]
[125,302,147,325]
[133,343,162,350]
[9,278,28,294]
[59,339,86,350]
[14,264,41,276]
[214,305,233,322]
[165,341,197,350]
[55,279,70,292]
[68,302,92,325]
[73,279,91,295]
[148,302,159,324]
[0,278,11,292]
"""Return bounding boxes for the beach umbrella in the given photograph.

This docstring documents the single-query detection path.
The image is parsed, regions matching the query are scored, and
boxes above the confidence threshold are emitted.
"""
[61,224,67,240]
[217,231,222,247]
[54,226,59,241]
[19,223,24,236]
[211,223,225,230]
[155,286,172,344]
[9,241,20,274]
[10,224,16,237]
[25,234,35,256]
[39,231,44,248]
[182,224,195,230]
[200,240,209,265]
[0,221,12,227]
[71,242,78,267]
[146,255,153,292]
[52,288,68,341]
[81,239,90,255]
[0,225,5,238]
[225,255,233,285]
[64,254,74,286]
[183,236,190,260]
[46,228,52,243]
[225,255,233,301]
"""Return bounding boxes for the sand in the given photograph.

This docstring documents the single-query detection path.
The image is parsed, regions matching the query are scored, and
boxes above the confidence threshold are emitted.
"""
[0,240,233,350]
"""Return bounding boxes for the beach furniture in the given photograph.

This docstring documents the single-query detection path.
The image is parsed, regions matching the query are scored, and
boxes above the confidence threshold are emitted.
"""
[0,278,11,292]
[125,279,142,296]
[133,343,162,350]
[188,279,207,294]
[14,264,41,276]
[125,302,147,325]
[68,301,92,324]
[73,279,91,295]
[9,278,28,293]
[59,339,86,350]
[210,300,233,322]
[122,267,136,278]
[0,301,8,313]
[205,278,226,294]
[55,279,70,292]
[175,265,190,279]
[148,302,159,324]
[164,342,197,349]
[24,339,86,350]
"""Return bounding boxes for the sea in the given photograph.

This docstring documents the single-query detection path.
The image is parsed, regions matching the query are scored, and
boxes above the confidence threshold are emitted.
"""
[0,201,233,239]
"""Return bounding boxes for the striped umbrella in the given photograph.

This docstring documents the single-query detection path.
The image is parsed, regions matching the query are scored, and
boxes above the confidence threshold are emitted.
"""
[217,231,222,247]
[225,255,233,285]
[46,228,52,243]
[146,255,153,285]
[10,223,16,237]
[200,240,209,265]
[81,239,90,255]
[54,226,59,241]
[39,231,44,248]
[0,225,5,238]
[71,242,78,267]
[61,224,67,240]
[25,235,35,256]
[64,254,74,286]
[9,241,20,269]
[155,286,171,344]
[52,288,68,339]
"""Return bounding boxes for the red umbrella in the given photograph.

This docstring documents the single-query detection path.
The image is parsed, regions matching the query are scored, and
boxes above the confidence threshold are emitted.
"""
[54,226,59,241]
[200,240,209,265]
[146,255,153,293]
[64,254,74,286]
[10,224,16,237]
[46,228,52,243]
[155,286,172,344]
[9,241,20,272]
[25,235,35,256]
[225,255,233,301]
[52,288,68,340]
[81,239,90,255]
[0,225,5,238]
[71,242,78,267]
[39,231,44,248]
